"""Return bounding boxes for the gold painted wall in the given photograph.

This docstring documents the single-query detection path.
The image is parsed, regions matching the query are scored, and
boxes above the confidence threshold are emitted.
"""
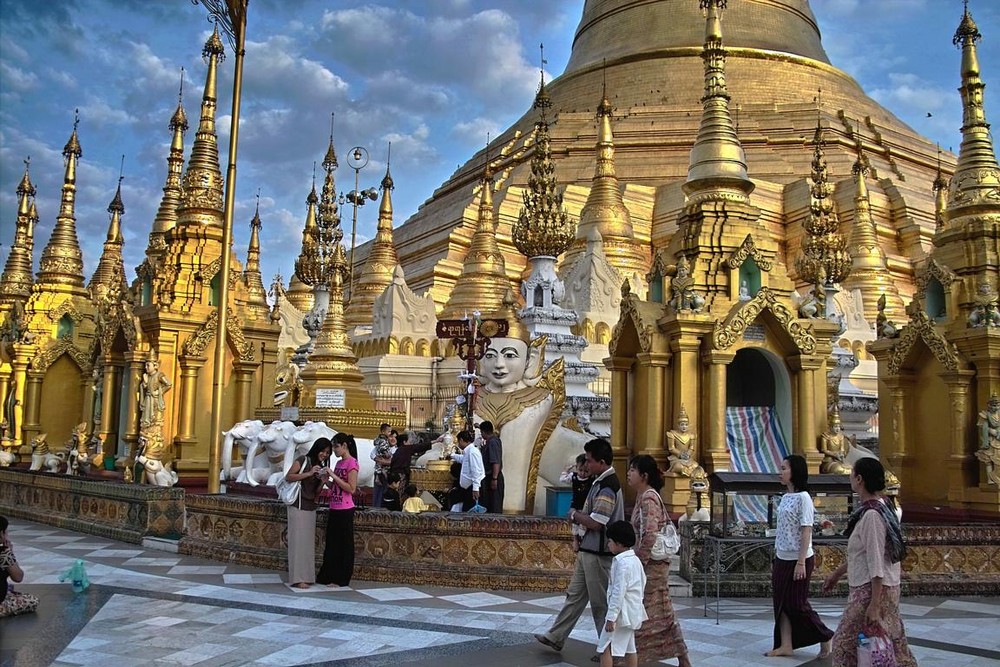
[909,350,953,505]
[38,355,85,446]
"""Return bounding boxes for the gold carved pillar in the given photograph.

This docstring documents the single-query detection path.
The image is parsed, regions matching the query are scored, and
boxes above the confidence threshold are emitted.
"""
[941,371,975,502]
[9,343,34,450]
[882,373,914,480]
[790,356,824,472]
[635,352,669,464]
[97,359,120,448]
[703,350,734,472]
[173,355,205,462]
[0,370,9,428]
[607,356,633,476]
[121,351,145,463]
[233,360,260,423]
[22,366,44,451]
[671,335,701,429]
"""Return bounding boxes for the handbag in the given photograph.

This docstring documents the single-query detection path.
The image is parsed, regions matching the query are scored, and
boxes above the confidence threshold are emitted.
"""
[275,456,308,506]
[859,631,897,667]
[648,490,681,560]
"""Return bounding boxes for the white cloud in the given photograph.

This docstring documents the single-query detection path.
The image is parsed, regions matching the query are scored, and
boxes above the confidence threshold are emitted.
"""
[451,116,501,145]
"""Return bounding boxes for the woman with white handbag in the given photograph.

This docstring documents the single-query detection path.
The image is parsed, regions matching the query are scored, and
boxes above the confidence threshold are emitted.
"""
[627,455,691,667]
[283,437,332,589]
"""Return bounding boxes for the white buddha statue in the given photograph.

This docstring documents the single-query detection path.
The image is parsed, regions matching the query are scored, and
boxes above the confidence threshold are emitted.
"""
[473,297,563,513]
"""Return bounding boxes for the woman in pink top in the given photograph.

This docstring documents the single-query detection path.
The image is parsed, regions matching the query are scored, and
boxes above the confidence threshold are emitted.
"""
[823,457,915,667]
[317,433,359,587]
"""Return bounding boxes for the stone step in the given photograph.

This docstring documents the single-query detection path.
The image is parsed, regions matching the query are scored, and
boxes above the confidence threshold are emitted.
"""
[142,536,181,553]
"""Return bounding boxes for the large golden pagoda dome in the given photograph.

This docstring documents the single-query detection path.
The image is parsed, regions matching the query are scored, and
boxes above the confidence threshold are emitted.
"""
[372,0,949,318]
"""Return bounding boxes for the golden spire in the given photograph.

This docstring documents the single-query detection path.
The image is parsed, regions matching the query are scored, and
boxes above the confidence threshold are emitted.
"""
[287,167,320,312]
[147,68,188,262]
[841,148,902,322]
[37,110,87,291]
[796,103,850,288]
[345,143,400,329]
[947,1,1000,215]
[175,27,225,226]
[440,147,513,319]
[89,161,129,298]
[512,47,575,260]
[564,64,646,276]
[933,147,949,231]
[243,191,269,313]
[683,0,754,203]
[0,157,37,303]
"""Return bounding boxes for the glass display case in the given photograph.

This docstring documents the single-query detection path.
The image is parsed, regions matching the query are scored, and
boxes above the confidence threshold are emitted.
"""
[707,472,854,538]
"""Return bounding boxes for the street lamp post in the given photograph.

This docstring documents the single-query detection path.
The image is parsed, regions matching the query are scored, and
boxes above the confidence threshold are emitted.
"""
[194,0,247,494]
[340,146,377,299]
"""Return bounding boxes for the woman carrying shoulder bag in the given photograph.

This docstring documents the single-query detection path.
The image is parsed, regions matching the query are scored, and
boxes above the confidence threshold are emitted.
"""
[824,457,916,667]
[284,437,332,589]
[626,455,691,667]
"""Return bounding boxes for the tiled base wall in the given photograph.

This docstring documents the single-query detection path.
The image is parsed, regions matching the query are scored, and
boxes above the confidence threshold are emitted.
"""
[679,521,1000,597]
[0,468,185,543]
[180,494,576,592]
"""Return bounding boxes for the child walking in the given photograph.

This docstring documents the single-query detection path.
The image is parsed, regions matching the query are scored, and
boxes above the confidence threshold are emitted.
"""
[598,520,648,667]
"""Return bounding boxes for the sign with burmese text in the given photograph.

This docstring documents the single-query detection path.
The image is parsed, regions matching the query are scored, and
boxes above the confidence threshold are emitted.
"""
[315,388,346,409]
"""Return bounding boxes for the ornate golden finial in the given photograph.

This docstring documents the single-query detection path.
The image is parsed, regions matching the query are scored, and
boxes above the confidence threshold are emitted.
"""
[679,404,690,422]
[512,57,575,261]
[534,43,552,113]
[147,69,189,265]
[797,104,850,289]
[176,26,226,225]
[684,0,753,202]
[323,112,338,172]
[948,0,999,215]
[495,289,530,343]
[440,137,513,319]
[243,190,269,313]
[345,142,400,329]
[0,156,37,303]
[88,159,128,301]
[37,110,86,290]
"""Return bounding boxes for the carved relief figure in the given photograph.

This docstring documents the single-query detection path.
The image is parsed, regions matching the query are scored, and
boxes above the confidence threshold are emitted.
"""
[140,359,172,428]
[91,367,104,424]
[968,280,1000,328]
[665,405,706,479]
[819,408,854,475]
[976,394,1000,485]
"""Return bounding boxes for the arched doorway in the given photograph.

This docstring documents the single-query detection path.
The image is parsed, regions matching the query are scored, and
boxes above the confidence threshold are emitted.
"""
[724,347,793,520]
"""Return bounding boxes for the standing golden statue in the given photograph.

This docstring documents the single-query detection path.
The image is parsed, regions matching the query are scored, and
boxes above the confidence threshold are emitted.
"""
[976,394,1000,485]
[665,405,706,479]
[819,407,854,474]
[139,357,172,428]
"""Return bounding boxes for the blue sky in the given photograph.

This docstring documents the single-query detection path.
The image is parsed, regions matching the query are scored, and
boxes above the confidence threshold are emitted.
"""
[1,0,997,292]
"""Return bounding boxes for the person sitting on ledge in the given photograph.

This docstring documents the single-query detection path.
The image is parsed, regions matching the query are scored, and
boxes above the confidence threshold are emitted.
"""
[1,516,38,619]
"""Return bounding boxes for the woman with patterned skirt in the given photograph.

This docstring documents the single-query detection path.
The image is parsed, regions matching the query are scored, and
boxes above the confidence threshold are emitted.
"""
[627,455,691,667]
[824,457,916,667]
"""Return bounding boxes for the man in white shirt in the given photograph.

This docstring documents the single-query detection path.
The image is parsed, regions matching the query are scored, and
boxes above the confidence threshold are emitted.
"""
[450,430,485,511]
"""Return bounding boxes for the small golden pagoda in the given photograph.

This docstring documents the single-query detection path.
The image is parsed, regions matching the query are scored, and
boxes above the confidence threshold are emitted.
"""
[869,4,1000,514]
[344,150,399,332]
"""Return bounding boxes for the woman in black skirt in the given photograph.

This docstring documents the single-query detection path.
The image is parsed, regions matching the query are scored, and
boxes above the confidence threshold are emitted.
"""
[766,454,833,659]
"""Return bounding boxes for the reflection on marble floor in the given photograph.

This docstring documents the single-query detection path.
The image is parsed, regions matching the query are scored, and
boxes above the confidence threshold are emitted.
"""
[2,518,999,667]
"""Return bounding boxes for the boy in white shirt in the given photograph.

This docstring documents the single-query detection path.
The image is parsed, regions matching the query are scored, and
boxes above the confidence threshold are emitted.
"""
[598,520,648,667]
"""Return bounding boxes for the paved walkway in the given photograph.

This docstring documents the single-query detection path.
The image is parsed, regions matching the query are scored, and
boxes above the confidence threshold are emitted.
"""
[1,517,998,667]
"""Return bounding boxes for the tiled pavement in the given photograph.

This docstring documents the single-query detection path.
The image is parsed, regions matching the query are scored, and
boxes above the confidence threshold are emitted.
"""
[1,518,999,667]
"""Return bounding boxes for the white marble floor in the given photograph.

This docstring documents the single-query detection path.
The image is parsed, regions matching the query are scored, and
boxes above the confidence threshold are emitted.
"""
[2,517,999,667]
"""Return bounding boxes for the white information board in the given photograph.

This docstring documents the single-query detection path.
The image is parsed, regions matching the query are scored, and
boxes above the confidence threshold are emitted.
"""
[315,388,346,409]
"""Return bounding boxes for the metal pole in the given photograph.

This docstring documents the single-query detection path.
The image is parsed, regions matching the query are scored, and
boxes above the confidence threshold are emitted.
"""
[207,8,246,494]
[349,166,359,295]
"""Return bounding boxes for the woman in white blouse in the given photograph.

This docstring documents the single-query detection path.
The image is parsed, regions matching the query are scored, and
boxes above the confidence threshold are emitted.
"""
[767,455,833,658]
[823,457,916,667]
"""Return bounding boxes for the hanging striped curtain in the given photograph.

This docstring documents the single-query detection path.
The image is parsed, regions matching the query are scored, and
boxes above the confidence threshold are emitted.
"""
[726,405,790,522]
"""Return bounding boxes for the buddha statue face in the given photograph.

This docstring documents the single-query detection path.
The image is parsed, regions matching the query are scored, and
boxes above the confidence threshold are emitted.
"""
[480,337,530,394]
[677,417,689,434]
